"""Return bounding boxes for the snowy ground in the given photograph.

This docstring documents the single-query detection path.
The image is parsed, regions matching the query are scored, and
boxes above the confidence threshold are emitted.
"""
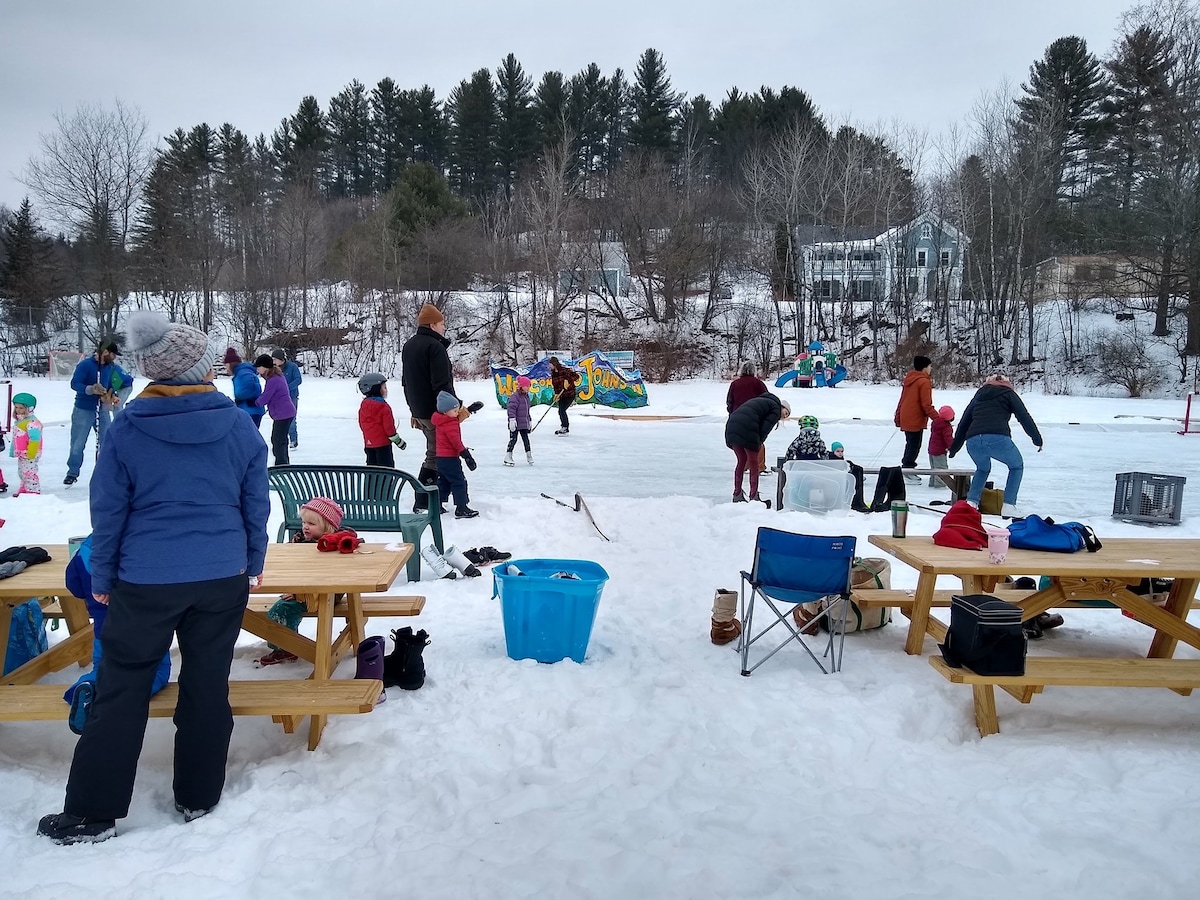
[2,374,1199,899]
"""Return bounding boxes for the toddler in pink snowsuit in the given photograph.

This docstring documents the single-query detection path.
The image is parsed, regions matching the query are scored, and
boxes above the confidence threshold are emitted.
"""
[11,392,42,495]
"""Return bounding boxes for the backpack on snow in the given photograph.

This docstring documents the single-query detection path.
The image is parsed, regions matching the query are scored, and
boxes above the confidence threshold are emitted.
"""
[820,557,893,633]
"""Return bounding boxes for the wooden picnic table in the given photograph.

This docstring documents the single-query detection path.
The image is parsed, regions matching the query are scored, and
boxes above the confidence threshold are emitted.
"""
[868,534,1200,736]
[1,542,411,749]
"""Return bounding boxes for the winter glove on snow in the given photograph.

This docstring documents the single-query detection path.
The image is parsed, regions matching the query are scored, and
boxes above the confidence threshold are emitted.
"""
[466,401,484,414]
[460,450,477,471]
[389,433,407,449]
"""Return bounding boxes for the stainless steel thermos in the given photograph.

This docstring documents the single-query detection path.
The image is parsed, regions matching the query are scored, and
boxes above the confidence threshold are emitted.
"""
[891,500,909,538]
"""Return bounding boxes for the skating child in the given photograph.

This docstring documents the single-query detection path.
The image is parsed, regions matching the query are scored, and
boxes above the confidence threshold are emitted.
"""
[928,405,954,488]
[11,392,42,496]
[357,372,406,467]
[256,497,349,667]
[504,376,533,466]
[431,390,479,519]
[785,415,827,460]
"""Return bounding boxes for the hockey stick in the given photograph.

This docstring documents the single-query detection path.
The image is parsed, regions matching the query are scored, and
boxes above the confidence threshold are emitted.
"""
[539,492,612,541]
[530,396,559,433]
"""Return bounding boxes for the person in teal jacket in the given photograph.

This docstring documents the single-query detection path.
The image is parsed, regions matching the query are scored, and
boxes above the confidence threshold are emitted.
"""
[223,347,263,427]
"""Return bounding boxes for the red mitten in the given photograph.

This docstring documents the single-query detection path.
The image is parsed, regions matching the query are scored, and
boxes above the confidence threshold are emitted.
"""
[318,531,358,552]
[338,533,363,553]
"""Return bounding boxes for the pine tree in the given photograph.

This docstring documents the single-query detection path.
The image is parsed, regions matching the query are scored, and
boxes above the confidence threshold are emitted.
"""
[0,198,61,337]
[600,69,629,177]
[274,96,327,189]
[372,78,408,193]
[401,86,447,169]
[1099,25,1175,208]
[448,69,499,201]
[1017,36,1109,203]
[326,80,373,198]
[568,63,610,194]
[495,54,538,200]
[534,71,568,152]
[627,48,680,155]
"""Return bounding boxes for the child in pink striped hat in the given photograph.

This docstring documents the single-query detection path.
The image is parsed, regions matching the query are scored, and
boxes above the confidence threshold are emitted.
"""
[256,497,348,666]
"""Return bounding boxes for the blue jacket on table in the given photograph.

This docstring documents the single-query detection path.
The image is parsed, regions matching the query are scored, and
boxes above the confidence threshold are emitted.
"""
[230,361,264,418]
[87,384,270,594]
[70,356,119,411]
[281,360,302,399]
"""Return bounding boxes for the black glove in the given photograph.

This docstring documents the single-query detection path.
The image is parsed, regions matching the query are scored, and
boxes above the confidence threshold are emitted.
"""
[467,401,484,414]
[460,450,477,471]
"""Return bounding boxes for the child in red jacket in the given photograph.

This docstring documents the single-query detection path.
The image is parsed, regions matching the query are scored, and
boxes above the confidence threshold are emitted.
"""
[432,391,479,519]
[928,405,955,488]
[358,372,406,467]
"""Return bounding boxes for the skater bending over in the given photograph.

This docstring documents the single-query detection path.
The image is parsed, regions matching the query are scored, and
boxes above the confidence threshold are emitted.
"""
[549,356,580,435]
[948,373,1043,518]
[724,393,789,503]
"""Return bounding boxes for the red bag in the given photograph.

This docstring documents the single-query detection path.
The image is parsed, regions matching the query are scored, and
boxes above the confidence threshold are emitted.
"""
[932,501,988,550]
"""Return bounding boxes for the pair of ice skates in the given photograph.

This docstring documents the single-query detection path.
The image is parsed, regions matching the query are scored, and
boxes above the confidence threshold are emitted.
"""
[503,451,534,466]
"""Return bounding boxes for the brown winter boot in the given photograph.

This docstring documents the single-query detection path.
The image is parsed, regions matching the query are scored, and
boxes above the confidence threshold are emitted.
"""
[710,588,742,645]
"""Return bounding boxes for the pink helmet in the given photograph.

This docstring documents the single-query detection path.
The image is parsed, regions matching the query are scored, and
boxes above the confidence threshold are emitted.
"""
[516,376,532,389]
[939,405,955,421]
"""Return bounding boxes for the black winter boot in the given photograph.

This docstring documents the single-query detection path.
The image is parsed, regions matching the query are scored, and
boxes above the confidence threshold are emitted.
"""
[869,466,907,513]
[413,467,438,513]
[383,627,430,690]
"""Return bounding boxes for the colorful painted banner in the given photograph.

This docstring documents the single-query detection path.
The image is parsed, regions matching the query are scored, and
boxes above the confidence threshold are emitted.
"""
[491,350,649,409]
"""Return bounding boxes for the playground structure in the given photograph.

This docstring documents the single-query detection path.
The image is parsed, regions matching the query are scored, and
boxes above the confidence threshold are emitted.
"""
[774,341,848,389]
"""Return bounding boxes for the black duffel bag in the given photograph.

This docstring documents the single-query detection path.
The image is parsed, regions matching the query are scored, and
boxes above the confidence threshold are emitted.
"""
[938,594,1027,676]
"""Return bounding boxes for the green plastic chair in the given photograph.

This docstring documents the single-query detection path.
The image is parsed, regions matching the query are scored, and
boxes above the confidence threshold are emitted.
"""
[267,465,443,582]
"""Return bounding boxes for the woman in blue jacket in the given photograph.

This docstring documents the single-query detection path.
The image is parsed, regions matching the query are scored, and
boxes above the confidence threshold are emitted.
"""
[38,311,269,845]
[223,348,263,428]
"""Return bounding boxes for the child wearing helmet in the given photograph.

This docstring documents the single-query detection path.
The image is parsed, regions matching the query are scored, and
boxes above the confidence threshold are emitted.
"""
[358,372,407,467]
[785,414,827,461]
[503,376,534,466]
[11,392,42,495]
[927,405,955,488]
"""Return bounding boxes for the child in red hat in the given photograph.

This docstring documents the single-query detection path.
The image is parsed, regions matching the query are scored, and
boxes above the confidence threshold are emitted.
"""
[927,405,955,488]
[256,497,351,666]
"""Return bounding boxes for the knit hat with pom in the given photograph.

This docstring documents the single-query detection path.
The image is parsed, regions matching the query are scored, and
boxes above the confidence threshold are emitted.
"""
[300,497,344,531]
[124,310,216,384]
[939,405,955,421]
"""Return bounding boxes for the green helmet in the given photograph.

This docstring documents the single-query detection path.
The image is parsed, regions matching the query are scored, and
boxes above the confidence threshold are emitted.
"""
[799,415,819,429]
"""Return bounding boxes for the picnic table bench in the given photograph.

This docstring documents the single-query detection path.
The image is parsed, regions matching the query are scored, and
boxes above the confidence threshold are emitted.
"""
[268,465,443,581]
[930,656,1200,736]
[0,680,383,724]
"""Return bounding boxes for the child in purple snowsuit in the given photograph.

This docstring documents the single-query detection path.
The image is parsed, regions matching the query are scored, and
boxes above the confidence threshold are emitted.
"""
[503,376,533,466]
[253,354,297,465]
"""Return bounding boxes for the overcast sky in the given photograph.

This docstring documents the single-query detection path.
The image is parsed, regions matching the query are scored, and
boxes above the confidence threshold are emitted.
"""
[1,0,1136,221]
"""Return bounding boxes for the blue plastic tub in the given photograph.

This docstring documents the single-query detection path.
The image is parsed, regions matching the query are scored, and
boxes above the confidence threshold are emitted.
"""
[492,559,609,663]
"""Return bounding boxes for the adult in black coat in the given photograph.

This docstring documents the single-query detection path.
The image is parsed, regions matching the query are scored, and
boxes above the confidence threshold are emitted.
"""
[948,373,1043,516]
[401,304,456,509]
[724,393,789,502]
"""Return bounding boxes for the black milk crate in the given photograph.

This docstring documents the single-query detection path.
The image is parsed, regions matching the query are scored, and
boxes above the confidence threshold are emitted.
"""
[1112,472,1186,525]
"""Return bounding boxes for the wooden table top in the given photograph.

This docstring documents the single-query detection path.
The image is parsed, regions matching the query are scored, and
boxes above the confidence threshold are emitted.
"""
[0,543,411,598]
[868,535,1200,579]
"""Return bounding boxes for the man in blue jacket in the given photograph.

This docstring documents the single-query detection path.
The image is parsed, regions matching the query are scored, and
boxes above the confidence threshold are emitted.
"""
[65,341,121,485]
[272,347,302,448]
[38,310,269,845]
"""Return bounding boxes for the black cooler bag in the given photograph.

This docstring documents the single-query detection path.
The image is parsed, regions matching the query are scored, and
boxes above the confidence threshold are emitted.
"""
[938,594,1027,676]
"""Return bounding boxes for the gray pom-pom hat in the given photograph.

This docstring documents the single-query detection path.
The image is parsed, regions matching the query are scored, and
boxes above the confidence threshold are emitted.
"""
[123,310,217,384]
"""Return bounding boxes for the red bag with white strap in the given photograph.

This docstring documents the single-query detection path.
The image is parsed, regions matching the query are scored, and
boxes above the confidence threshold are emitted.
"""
[932,501,988,550]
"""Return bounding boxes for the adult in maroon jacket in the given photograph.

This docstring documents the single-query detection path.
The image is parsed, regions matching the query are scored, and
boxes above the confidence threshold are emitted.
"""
[726,362,770,474]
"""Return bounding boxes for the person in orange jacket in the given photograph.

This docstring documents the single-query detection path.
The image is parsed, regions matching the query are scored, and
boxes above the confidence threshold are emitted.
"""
[894,355,939,477]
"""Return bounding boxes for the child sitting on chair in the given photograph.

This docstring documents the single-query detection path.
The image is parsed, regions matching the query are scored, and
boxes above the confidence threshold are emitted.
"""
[785,415,827,460]
[256,497,350,667]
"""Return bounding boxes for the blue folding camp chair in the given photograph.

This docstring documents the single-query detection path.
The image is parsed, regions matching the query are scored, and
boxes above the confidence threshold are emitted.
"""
[739,527,857,675]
